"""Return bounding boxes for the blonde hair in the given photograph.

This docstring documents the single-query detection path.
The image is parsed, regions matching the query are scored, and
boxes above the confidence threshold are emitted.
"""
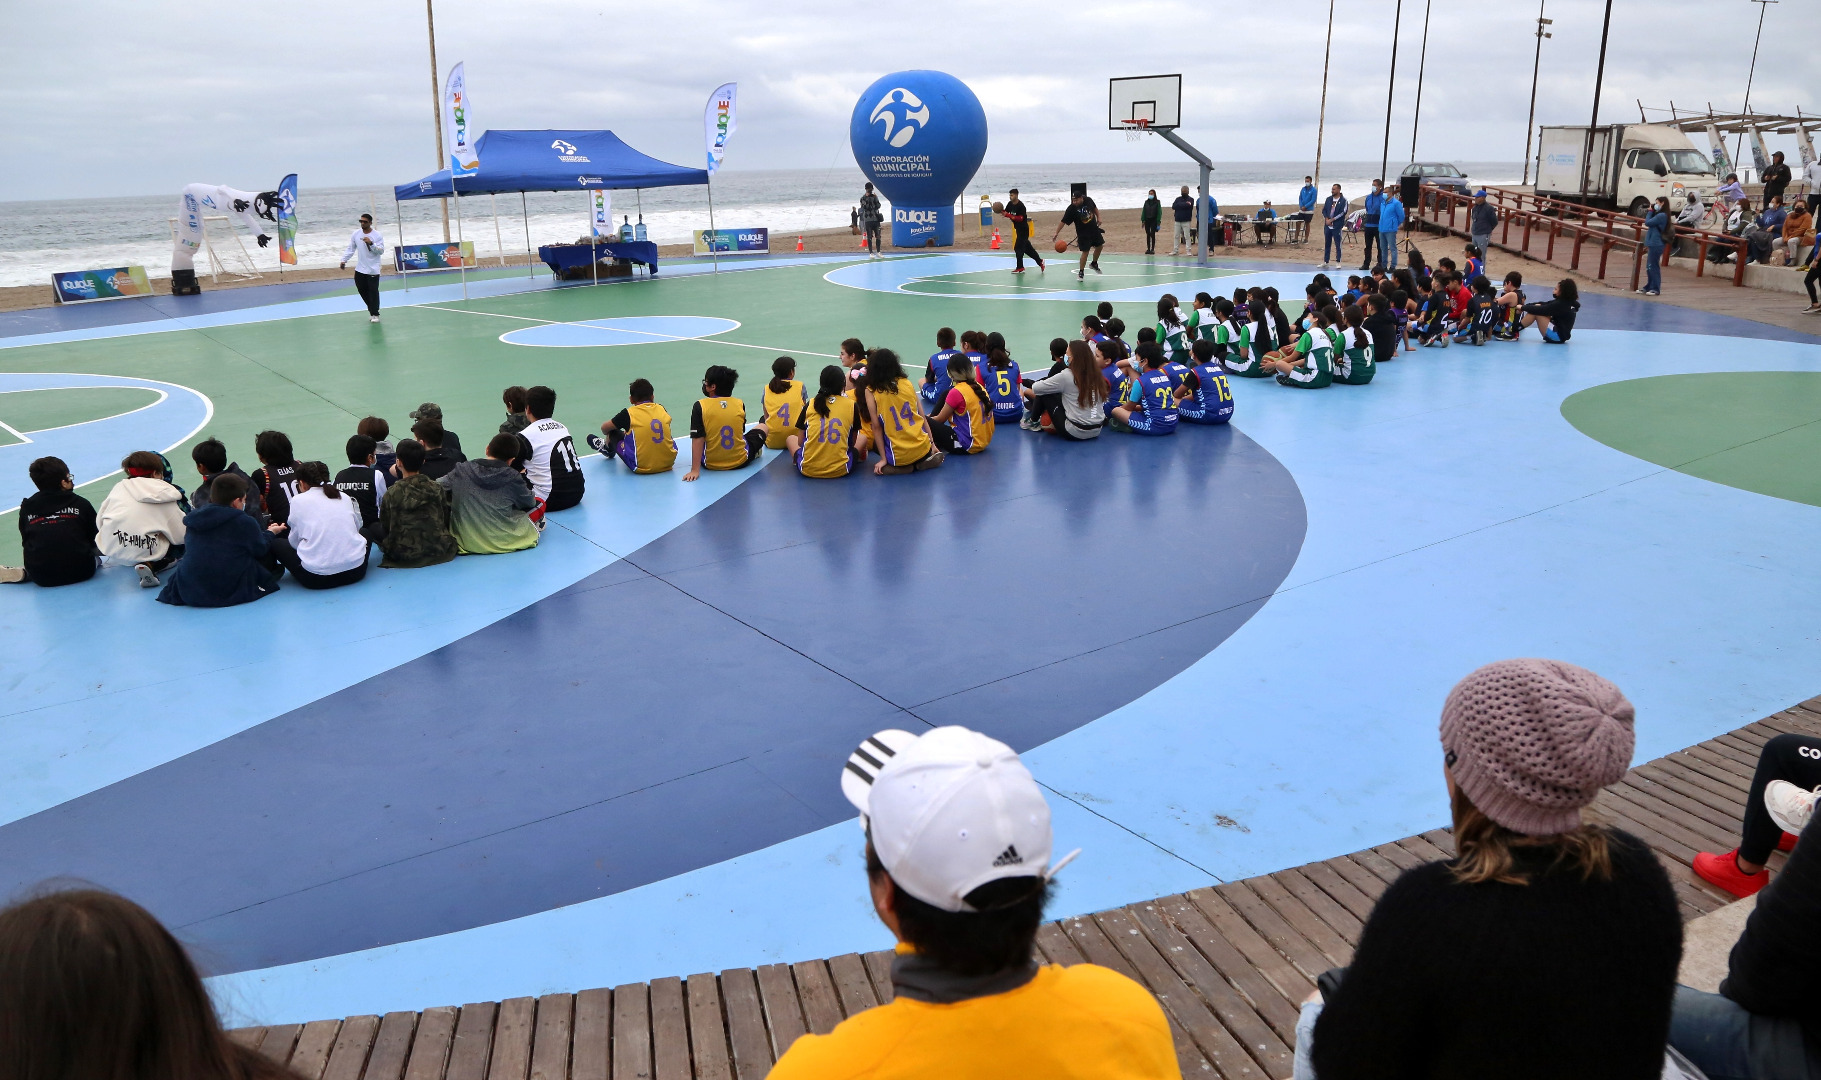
[1449,785,1614,886]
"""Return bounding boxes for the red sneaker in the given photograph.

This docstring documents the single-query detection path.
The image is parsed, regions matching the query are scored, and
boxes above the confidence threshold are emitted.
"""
[1693,849,1768,898]
[1780,832,1798,852]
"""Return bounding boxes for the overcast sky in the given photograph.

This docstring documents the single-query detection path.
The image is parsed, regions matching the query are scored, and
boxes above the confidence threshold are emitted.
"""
[1,0,1814,203]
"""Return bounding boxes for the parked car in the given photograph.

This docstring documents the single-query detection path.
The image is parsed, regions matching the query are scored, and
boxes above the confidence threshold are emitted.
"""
[1402,162,1472,193]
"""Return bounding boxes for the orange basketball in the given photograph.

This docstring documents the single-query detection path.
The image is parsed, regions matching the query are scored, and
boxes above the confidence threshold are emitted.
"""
[1053,239,1069,253]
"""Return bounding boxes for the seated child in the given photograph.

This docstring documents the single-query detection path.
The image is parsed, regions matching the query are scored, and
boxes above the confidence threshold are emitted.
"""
[1453,275,1500,345]
[1042,335,1070,378]
[377,440,459,569]
[1096,337,1132,418]
[1261,309,1335,388]
[683,364,767,482]
[978,339,1023,425]
[1101,318,1128,359]
[1413,285,1451,347]
[1111,343,1180,435]
[1491,271,1527,340]
[440,433,541,555]
[1192,293,1220,342]
[1219,300,1269,378]
[1519,278,1580,343]
[1207,299,1255,376]
[1343,275,1364,305]
[249,430,301,526]
[1463,242,1484,282]
[927,354,995,455]
[763,356,807,449]
[1080,314,1106,348]
[334,434,387,542]
[1388,288,1411,352]
[97,450,189,587]
[189,437,263,522]
[960,330,988,380]
[3,455,98,587]
[919,328,962,413]
[1154,293,1199,366]
[500,386,531,434]
[863,349,945,474]
[412,420,461,480]
[1175,339,1236,425]
[788,366,863,478]
[358,416,396,477]
[266,460,370,589]
[1333,305,1377,385]
[588,379,678,474]
[155,473,281,607]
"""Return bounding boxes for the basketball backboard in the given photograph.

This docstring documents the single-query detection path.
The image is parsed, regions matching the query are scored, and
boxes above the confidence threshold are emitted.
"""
[1109,75,1181,130]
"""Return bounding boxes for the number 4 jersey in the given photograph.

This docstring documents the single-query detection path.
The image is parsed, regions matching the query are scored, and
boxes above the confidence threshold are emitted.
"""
[521,417,586,510]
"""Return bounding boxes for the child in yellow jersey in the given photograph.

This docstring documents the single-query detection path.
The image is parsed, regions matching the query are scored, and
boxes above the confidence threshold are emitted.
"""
[787,366,860,478]
[838,336,873,460]
[767,726,1180,1080]
[682,365,767,482]
[862,349,944,475]
[761,356,807,450]
[926,354,994,455]
[586,378,677,474]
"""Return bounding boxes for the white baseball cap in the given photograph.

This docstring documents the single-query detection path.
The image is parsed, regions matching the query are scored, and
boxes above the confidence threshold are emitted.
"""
[841,726,1078,913]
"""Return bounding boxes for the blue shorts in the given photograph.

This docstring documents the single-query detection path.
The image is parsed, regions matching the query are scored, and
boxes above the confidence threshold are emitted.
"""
[1543,327,1564,343]
[1122,412,1176,435]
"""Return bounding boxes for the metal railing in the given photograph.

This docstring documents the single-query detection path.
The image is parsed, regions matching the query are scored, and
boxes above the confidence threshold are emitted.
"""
[1411,185,1750,289]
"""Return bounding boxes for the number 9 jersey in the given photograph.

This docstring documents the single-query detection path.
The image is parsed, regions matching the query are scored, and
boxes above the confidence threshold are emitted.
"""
[620,402,678,473]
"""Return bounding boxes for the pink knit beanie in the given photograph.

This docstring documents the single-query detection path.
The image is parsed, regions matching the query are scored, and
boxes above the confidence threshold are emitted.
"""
[1439,659,1635,835]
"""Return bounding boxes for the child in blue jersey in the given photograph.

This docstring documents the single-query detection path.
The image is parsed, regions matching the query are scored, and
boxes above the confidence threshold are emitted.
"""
[1097,336,1131,418]
[1111,342,1179,435]
[1101,318,1127,361]
[1175,338,1235,425]
[978,340,1024,424]
[927,353,995,455]
[1343,275,1363,305]
[1463,242,1484,283]
[919,327,963,413]
[961,329,988,374]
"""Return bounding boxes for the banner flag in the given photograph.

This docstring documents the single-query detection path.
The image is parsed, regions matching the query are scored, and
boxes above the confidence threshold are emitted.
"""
[444,62,481,177]
[705,83,737,175]
[276,173,299,265]
[590,189,612,237]
[1703,125,1733,178]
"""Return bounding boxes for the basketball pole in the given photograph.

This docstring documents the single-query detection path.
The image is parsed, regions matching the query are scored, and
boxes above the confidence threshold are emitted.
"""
[1156,128,1213,268]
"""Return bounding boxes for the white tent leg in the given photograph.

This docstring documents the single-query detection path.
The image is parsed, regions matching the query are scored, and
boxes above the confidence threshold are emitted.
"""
[491,193,505,267]
[522,192,533,280]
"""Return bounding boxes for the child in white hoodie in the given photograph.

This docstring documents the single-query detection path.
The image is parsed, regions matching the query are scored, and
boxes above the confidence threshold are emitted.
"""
[96,450,189,587]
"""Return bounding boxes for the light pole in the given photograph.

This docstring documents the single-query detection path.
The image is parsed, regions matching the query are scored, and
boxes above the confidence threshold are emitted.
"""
[1579,0,1614,199]
[1313,0,1336,188]
[1380,0,1405,185]
[1521,5,1553,185]
[1408,0,1433,162]
[427,0,450,242]
[1735,0,1778,173]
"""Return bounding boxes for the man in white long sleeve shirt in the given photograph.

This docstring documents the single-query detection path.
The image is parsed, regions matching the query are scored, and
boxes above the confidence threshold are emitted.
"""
[340,214,387,322]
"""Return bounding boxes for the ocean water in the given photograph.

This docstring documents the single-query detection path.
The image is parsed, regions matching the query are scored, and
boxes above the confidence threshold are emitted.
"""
[0,162,1520,289]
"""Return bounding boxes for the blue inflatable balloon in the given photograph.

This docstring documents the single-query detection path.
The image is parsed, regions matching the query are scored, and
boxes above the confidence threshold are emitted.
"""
[849,71,988,247]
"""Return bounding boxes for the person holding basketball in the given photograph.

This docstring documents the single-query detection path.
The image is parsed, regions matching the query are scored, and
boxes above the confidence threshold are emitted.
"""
[1053,188,1104,280]
[1002,188,1044,273]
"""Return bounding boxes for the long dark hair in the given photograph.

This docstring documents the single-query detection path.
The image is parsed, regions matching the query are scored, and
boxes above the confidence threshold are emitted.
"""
[295,461,340,499]
[811,364,845,418]
[1557,278,1580,306]
[1156,294,1182,329]
[864,348,908,393]
[947,354,992,417]
[1344,304,1369,350]
[1068,340,1109,407]
[1450,785,1613,886]
[768,356,796,394]
[0,888,300,1080]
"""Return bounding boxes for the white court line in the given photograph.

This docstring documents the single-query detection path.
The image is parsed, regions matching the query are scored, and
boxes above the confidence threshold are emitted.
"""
[0,419,30,444]
[421,305,838,358]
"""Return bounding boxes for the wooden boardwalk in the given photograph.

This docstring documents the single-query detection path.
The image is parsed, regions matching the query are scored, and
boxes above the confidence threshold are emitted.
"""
[230,695,1821,1080]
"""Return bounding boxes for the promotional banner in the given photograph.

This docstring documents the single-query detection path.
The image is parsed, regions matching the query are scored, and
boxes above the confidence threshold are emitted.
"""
[276,173,299,265]
[693,228,768,255]
[849,71,988,247]
[706,83,737,176]
[50,266,153,304]
[395,241,475,272]
[1704,125,1734,178]
[444,62,480,178]
[1747,125,1769,175]
[590,189,612,237]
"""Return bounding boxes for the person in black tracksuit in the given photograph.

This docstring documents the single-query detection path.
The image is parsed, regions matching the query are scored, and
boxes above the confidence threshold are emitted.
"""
[6,456,98,586]
[1003,188,1044,273]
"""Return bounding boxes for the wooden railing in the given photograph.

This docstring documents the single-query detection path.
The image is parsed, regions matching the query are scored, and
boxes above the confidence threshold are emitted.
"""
[1411,185,1750,289]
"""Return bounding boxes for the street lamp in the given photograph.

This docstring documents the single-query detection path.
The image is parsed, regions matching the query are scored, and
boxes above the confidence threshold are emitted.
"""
[1521,7,1553,186]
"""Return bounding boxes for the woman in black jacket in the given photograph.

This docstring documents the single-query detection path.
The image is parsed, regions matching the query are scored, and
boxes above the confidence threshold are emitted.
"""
[1299,659,1682,1080]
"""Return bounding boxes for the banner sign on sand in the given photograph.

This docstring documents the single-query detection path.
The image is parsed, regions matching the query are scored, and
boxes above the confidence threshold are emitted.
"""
[50,266,153,304]
[694,229,768,255]
[395,241,476,272]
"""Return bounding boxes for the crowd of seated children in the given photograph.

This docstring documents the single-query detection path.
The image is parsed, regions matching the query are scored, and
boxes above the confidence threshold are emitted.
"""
[589,378,679,475]
[788,365,864,477]
[762,357,807,450]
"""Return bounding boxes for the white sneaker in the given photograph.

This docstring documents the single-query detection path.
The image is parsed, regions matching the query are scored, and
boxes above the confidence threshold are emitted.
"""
[0,566,24,584]
[1765,780,1819,836]
[370,315,381,323]
[135,563,160,588]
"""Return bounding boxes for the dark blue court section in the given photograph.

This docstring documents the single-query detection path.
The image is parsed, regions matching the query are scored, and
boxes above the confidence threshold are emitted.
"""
[0,412,1307,976]
[0,279,359,337]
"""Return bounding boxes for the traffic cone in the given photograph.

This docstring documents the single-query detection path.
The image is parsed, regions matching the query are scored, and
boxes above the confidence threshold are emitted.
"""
[859,234,867,250]
[990,229,1002,250]
[796,235,804,252]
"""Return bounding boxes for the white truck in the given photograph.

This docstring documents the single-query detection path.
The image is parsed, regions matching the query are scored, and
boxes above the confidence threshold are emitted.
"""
[1534,123,1719,216]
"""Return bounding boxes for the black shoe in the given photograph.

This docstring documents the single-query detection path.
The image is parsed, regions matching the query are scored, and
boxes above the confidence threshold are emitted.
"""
[1090,262,1101,274]
[586,434,608,454]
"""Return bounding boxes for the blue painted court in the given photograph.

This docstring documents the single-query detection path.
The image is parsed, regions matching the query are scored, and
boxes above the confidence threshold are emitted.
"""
[1,252,1818,1026]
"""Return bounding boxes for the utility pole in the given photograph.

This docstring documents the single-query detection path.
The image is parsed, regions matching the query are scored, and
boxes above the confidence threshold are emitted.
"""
[1580,0,1614,199]
[1736,0,1777,174]
[1408,0,1433,162]
[1313,0,1336,188]
[1380,0,1405,185]
[1521,3,1553,186]
[427,0,450,242]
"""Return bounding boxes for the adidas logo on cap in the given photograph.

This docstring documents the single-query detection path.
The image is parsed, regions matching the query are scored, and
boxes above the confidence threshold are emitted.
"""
[992,844,1023,867]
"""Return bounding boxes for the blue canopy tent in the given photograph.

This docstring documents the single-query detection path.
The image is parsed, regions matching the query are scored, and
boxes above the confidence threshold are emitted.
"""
[393,129,710,283]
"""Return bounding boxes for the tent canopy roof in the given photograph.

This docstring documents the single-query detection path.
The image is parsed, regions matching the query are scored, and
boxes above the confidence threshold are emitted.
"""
[396,129,707,200]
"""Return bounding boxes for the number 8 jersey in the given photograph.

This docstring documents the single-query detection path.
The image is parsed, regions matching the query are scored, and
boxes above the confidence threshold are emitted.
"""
[694,397,751,470]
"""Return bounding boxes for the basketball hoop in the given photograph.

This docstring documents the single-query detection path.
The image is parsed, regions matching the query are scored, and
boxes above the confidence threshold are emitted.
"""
[1119,118,1152,143]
